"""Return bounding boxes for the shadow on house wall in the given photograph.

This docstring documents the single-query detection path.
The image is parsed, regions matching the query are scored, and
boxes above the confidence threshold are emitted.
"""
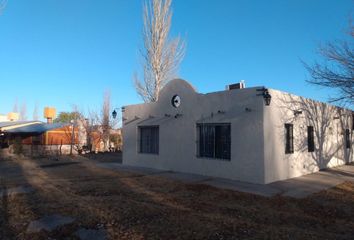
[276,92,353,175]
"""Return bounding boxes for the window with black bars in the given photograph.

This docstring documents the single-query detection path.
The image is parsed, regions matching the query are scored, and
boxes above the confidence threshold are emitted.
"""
[197,123,231,160]
[139,126,159,154]
[307,126,315,152]
[345,129,351,149]
[285,124,294,154]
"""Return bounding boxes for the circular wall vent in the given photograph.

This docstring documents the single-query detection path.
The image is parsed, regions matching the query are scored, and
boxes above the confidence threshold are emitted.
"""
[171,95,181,108]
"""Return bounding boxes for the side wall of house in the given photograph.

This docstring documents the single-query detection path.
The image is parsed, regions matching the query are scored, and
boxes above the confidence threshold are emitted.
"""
[264,89,353,183]
[123,79,265,184]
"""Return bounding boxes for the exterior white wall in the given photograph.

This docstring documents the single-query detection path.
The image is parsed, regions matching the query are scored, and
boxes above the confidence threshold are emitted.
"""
[123,79,266,184]
[264,89,353,183]
[123,79,353,184]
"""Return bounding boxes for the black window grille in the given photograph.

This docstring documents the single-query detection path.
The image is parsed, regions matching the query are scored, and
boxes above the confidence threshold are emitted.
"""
[285,124,294,154]
[197,123,231,160]
[345,129,351,149]
[307,126,315,152]
[139,126,159,154]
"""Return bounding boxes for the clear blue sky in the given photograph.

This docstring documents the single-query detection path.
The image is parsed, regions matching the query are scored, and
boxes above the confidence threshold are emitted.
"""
[0,0,352,120]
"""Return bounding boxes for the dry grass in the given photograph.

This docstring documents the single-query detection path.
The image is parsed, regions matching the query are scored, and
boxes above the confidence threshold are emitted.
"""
[0,154,353,240]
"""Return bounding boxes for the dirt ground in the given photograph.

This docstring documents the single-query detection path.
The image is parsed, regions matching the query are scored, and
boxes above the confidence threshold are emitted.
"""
[0,153,353,240]
[81,152,123,163]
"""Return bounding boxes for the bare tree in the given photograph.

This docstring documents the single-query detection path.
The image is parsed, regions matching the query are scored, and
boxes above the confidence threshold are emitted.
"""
[61,105,97,154]
[134,0,185,102]
[0,0,7,15]
[101,90,111,151]
[13,98,18,113]
[33,103,39,120]
[304,24,354,105]
[83,109,103,152]
[61,96,118,153]
[59,105,84,155]
[82,110,97,152]
[20,102,27,121]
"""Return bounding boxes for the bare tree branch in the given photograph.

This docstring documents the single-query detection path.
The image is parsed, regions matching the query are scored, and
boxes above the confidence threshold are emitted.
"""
[84,90,117,152]
[101,90,111,151]
[304,24,354,105]
[33,103,39,120]
[0,0,7,14]
[20,102,27,121]
[13,98,18,113]
[134,0,185,102]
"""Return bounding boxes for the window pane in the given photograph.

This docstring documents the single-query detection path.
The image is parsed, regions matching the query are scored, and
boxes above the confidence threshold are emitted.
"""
[139,126,159,154]
[215,125,231,159]
[346,129,351,149]
[308,126,315,152]
[285,124,294,154]
[197,123,231,160]
[198,124,215,158]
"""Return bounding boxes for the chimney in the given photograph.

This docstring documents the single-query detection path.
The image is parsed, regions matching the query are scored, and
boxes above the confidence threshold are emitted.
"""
[44,107,56,124]
[226,80,246,90]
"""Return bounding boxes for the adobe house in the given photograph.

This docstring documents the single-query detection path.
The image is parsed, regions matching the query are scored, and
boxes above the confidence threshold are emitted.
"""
[122,79,353,184]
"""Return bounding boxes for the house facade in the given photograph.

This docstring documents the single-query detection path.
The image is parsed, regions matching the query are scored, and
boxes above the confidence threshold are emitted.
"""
[21,125,81,155]
[0,119,123,155]
[122,79,353,184]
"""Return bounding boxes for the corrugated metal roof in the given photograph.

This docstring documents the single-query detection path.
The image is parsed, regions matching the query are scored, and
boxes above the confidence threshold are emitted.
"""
[5,123,67,134]
[0,121,68,134]
[0,121,42,128]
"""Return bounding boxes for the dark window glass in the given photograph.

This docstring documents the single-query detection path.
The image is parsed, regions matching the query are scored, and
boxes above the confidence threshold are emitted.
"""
[285,124,294,154]
[198,124,215,158]
[345,129,351,149]
[139,126,159,154]
[197,123,231,160]
[307,126,315,152]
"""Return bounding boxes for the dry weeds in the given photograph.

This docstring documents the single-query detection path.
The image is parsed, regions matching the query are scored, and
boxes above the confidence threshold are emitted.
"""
[0,154,353,240]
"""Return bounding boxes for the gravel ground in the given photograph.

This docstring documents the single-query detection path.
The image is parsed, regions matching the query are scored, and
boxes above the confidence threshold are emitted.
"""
[0,154,353,240]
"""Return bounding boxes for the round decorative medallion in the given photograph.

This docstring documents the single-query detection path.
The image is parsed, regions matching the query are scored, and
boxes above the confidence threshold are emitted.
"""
[171,95,181,108]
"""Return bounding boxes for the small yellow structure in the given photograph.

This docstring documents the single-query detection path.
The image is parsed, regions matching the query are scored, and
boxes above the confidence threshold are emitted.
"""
[44,107,56,123]
[7,112,19,121]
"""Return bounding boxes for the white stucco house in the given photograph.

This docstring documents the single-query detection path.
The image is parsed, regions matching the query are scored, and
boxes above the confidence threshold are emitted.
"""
[122,79,353,184]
